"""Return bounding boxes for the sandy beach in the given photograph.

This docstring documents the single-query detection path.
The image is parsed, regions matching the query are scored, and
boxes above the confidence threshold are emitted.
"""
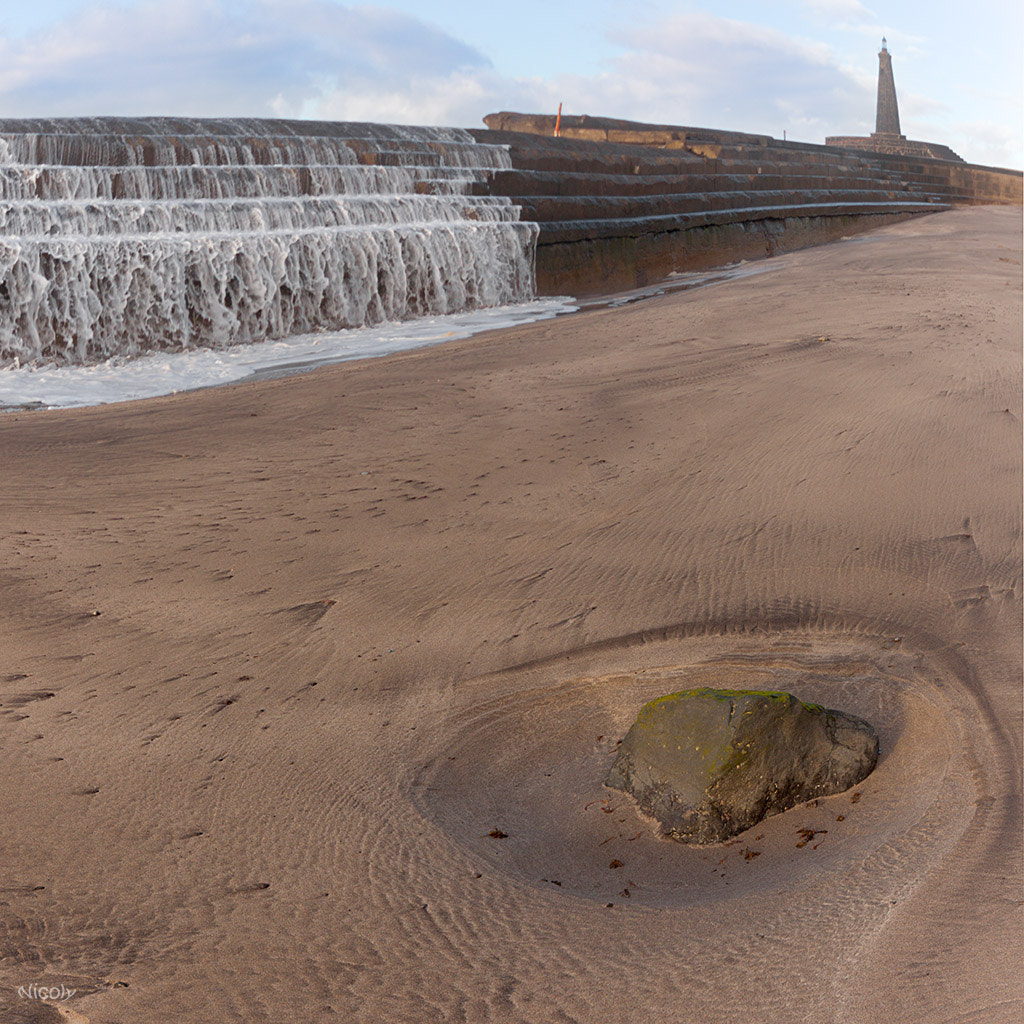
[0,205,1020,1023]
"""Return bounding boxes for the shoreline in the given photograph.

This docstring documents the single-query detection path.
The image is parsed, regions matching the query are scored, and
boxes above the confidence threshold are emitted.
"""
[0,258,782,413]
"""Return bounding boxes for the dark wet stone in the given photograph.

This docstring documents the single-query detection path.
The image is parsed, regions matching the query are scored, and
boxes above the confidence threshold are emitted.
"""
[606,688,879,844]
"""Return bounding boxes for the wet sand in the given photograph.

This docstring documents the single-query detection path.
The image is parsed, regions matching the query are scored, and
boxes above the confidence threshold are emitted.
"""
[0,205,1020,1023]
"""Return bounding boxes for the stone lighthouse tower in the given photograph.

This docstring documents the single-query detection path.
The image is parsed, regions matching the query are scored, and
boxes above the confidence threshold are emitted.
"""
[875,38,902,137]
[825,39,963,161]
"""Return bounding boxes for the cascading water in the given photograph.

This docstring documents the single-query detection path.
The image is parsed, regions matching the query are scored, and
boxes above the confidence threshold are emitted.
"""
[0,117,538,367]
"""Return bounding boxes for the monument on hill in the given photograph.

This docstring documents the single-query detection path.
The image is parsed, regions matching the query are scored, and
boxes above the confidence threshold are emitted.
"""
[826,40,963,162]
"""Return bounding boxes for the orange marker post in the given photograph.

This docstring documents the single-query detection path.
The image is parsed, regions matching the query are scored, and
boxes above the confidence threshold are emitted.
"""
[554,103,562,138]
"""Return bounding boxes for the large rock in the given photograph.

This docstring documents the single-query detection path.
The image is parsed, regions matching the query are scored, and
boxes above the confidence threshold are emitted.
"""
[606,688,879,844]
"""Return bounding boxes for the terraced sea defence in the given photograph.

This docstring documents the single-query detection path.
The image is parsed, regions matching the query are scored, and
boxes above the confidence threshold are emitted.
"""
[0,118,537,366]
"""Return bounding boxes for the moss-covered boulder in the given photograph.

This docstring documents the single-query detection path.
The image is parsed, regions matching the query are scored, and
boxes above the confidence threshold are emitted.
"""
[606,688,879,844]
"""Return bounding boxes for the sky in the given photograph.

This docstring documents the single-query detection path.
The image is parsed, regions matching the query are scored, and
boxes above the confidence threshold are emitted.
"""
[0,1,1020,168]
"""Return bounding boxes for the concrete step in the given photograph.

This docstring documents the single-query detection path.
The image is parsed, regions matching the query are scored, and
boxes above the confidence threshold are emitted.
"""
[537,199,950,244]
[516,189,930,223]
[477,168,920,199]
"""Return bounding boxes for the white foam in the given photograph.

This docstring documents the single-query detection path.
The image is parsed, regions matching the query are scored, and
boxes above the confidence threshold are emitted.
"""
[0,296,576,409]
[0,118,538,366]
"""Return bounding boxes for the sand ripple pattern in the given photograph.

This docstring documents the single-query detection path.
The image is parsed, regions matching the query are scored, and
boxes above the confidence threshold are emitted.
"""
[413,637,967,901]
[0,209,1018,1023]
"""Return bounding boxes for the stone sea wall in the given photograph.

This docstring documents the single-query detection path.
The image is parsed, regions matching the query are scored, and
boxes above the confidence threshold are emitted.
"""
[825,134,964,163]
[475,112,1022,295]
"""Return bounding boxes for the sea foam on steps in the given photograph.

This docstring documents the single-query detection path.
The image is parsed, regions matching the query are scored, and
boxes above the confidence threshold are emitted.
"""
[0,118,538,367]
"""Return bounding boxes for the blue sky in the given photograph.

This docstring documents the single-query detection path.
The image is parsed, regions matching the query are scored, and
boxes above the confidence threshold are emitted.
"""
[0,1,1020,167]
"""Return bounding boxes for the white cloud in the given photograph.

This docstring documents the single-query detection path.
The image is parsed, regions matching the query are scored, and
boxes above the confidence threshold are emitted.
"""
[802,0,873,17]
[898,91,949,119]
[295,69,541,128]
[562,13,871,143]
[946,120,1022,167]
[0,0,489,119]
[836,23,926,58]
[0,2,1017,167]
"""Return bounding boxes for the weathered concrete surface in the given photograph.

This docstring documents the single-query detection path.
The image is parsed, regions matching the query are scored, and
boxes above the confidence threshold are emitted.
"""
[861,154,1023,205]
[472,112,1021,294]
[483,111,769,148]
[607,688,880,845]
[535,210,916,295]
[480,113,1021,206]
[826,134,963,163]
[473,117,957,294]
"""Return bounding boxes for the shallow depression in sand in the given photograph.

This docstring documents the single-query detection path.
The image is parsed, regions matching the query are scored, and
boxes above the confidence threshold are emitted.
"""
[411,633,974,909]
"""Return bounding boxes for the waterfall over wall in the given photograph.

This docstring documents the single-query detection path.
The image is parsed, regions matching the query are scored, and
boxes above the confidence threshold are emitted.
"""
[0,117,538,367]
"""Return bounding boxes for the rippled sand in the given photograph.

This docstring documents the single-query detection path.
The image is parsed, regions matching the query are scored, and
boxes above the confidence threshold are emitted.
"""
[0,206,1020,1023]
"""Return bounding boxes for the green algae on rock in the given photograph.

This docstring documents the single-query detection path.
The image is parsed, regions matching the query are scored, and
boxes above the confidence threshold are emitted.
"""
[605,688,879,845]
